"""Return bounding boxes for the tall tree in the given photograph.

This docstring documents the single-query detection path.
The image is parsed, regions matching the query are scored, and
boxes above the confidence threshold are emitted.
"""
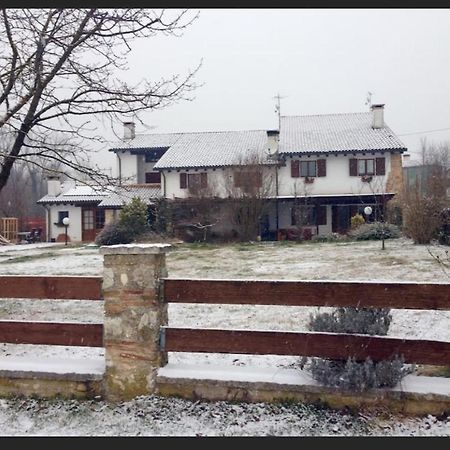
[0,8,199,192]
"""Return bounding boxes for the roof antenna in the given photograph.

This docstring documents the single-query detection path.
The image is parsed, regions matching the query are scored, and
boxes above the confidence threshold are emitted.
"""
[365,91,373,109]
[273,92,285,131]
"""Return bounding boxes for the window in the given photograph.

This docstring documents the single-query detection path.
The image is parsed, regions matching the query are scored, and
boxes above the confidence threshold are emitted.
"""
[145,172,161,184]
[57,211,69,225]
[180,172,208,190]
[300,161,317,177]
[358,159,375,176]
[234,170,262,190]
[291,205,316,226]
[95,209,105,229]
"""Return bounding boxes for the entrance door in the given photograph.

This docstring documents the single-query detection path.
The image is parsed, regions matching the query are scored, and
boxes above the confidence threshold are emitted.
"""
[331,205,351,234]
[82,208,96,242]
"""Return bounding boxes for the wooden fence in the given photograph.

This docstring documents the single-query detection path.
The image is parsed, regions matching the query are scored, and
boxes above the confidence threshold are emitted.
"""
[162,278,450,366]
[0,275,103,347]
[0,275,450,366]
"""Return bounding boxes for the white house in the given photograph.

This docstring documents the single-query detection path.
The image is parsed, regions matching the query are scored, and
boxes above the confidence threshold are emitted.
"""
[38,104,407,242]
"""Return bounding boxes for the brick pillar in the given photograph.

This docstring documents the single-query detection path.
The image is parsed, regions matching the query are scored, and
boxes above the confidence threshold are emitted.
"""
[100,244,171,401]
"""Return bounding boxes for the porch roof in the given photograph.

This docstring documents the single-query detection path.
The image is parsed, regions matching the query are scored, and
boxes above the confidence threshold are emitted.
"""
[272,193,396,204]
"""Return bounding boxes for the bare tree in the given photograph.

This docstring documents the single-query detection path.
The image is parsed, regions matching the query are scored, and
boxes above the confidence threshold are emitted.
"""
[403,140,450,244]
[0,8,200,193]
[224,150,276,241]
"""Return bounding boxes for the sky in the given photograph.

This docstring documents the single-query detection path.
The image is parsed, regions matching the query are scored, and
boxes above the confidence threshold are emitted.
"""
[93,8,450,175]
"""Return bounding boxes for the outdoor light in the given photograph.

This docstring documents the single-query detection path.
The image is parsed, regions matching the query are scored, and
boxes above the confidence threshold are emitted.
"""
[364,206,373,216]
[62,216,70,246]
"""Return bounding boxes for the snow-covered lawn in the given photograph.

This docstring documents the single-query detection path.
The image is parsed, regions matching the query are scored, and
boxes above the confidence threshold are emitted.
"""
[0,237,449,436]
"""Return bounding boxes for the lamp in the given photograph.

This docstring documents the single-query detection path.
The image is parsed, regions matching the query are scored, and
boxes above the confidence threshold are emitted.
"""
[364,206,372,216]
[62,216,70,246]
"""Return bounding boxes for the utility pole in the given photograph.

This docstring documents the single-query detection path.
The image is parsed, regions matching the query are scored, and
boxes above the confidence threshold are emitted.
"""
[273,92,285,240]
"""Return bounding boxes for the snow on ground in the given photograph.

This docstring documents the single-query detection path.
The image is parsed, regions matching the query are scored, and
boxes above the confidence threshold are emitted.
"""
[0,238,449,435]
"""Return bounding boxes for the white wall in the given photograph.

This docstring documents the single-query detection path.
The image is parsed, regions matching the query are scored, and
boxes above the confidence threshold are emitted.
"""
[48,205,82,242]
[277,153,391,197]
[118,153,138,184]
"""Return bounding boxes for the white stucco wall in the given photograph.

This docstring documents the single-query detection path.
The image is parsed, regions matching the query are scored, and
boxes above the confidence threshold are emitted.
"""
[277,153,392,197]
[118,153,138,184]
[48,205,82,242]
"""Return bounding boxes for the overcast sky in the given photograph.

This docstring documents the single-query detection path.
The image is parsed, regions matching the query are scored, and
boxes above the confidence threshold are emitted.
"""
[94,8,450,174]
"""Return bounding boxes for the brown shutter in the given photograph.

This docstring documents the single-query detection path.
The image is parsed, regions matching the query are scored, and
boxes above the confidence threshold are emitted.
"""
[317,159,326,177]
[291,160,299,178]
[317,205,327,225]
[376,157,386,175]
[201,172,208,188]
[180,173,187,189]
[349,158,358,176]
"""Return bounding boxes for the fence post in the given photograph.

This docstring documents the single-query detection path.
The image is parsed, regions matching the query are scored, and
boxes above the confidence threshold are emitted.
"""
[100,243,171,401]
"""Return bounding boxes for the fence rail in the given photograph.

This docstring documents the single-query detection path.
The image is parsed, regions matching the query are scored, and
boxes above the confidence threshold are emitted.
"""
[0,276,103,300]
[0,321,103,347]
[163,277,450,366]
[164,278,450,310]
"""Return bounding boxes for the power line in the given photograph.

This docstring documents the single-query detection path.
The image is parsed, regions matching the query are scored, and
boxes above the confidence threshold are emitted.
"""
[398,126,450,137]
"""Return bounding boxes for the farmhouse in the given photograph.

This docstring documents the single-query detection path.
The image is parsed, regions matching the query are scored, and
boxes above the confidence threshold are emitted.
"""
[38,104,407,242]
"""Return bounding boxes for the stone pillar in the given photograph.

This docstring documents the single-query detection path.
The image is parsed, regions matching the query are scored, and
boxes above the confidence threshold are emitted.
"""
[100,243,171,401]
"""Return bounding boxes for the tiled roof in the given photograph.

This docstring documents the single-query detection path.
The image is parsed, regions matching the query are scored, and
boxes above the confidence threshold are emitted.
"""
[279,113,407,155]
[109,133,184,151]
[98,185,161,208]
[37,185,108,205]
[153,130,269,169]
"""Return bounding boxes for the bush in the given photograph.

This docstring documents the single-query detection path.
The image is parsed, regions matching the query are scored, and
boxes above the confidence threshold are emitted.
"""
[95,221,133,246]
[311,233,347,243]
[304,307,412,391]
[350,213,365,229]
[119,197,149,238]
[348,222,401,240]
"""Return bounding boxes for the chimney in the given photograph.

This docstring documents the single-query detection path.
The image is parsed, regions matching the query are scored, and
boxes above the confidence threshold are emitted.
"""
[47,176,61,197]
[403,153,411,161]
[123,121,136,140]
[371,104,385,129]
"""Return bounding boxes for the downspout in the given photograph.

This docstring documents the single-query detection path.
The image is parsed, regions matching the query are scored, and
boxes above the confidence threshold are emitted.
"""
[117,152,122,186]
[161,170,167,198]
[45,205,51,242]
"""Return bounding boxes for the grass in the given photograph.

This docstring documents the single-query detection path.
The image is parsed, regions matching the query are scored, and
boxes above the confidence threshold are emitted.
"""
[0,252,60,264]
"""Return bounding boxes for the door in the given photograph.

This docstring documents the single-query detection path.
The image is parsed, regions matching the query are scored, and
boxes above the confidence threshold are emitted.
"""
[82,208,96,242]
[332,205,351,234]
[82,208,105,242]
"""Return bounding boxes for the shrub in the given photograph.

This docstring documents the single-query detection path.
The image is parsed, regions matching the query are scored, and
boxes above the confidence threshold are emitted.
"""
[95,221,133,246]
[312,233,346,243]
[119,197,149,238]
[348,221,401,240]
[350,213,365,229]
[304,307,412,391]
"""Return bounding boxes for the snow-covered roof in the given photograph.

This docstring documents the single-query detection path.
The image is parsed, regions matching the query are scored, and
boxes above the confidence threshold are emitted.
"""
[153,130,270,169]
[37,185,108,205]
[98,185,161,208]
[279,112,407,155]
[109,133,183,151]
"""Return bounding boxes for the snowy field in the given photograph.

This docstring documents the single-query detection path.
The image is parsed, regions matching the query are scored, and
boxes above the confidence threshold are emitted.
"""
[0,238,449,436]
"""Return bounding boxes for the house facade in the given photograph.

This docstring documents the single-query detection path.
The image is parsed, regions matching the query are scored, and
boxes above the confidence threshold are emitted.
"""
[38,104,407,242]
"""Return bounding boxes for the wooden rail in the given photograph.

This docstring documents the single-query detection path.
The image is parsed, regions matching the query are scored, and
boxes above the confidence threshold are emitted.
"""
[163,278,450,366]
[0,276,103,300]
[163,328,450,365]
[0,321,103,347]
[164,278,450,310]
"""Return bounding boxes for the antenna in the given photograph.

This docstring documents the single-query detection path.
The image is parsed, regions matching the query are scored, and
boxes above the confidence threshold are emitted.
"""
[273,92,285,131]
[365,91,373,109]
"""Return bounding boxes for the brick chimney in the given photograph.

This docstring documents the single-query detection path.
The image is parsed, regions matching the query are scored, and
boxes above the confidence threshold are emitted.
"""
[123,122,136,140]
[371,104,385,129]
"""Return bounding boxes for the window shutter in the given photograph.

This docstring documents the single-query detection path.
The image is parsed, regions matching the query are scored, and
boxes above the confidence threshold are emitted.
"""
[317,159,326,177]
[349,159,358,176]
[376,157,386,175]
[180,173,187,189]
[291,160,300,178]
[317,205,327,225]
[201,172,208,188]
